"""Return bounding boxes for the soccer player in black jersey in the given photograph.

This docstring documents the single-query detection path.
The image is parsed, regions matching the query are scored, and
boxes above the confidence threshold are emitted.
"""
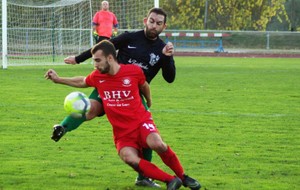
[52,8,199,189]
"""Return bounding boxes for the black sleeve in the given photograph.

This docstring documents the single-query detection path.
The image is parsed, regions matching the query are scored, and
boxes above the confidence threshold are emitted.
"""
[75,32,131,64]
[161,55,176,83]
[110,32,130,50]
[75,48,92,64]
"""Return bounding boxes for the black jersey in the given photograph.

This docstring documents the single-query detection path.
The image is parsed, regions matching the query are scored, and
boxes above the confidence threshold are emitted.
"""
[75,30,175,84]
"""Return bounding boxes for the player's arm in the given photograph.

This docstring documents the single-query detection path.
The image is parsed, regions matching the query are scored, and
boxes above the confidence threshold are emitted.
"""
[160,41,176,83]
[160,55,176,83]
[64,48,93,65]
[112,15,119,37]
[162,42,175,56]
[64,31,126,65]
[139,81,152,108]
[64,31,130,64]
[45,69,88,88]
[110,31,131,50]
[112,25,118,37]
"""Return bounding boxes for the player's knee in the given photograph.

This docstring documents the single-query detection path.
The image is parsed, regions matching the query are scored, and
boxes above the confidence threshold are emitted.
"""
[122,155,138,167]
[119,151,139,168]
[150,140,167,153]
[147,133,168,153]
[86,99,104,120]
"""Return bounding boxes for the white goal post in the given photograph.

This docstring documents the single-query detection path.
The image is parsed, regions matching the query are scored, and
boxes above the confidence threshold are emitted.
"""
[1,0,158,68]
[2,0,8,69]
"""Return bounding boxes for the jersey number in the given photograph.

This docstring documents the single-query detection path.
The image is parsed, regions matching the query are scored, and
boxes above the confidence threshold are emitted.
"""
[142,123,155,131]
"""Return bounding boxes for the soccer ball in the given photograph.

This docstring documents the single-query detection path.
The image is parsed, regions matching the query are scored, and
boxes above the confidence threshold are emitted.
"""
[64,91,91,118]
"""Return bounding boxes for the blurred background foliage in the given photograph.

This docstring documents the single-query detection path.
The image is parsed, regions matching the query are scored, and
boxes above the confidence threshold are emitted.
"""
[161,0,300,31]
[3,0,300,31]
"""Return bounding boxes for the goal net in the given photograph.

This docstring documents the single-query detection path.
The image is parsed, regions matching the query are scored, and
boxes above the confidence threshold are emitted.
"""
[1,0,155,67]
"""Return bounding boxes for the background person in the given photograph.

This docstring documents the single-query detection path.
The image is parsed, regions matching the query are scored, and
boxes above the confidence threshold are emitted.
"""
[92,1,118,43]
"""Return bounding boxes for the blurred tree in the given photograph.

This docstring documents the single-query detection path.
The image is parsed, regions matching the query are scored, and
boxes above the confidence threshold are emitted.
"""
[6,0,296,31]
[161,0,205,29]
[206,0,289,30]
[161,0,291,31]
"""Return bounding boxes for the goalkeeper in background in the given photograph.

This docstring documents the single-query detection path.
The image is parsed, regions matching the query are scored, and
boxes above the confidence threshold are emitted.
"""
[92,1,118,43]
[56,8,176,188]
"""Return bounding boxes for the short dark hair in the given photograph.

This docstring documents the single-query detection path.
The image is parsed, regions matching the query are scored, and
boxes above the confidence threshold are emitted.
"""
[147,8,167,24]
[91,40,117,60]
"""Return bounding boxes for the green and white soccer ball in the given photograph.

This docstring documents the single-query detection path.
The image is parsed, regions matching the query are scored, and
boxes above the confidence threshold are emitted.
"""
[64,91,91,118]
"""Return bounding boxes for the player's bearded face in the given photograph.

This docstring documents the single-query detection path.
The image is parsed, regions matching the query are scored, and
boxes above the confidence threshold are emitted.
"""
[144,13,165,40]
[145,25,160,39]
[93,50,110,74]
[99,60,110,74]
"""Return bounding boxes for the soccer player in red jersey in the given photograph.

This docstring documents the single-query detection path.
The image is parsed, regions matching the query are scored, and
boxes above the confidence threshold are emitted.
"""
[92,1,118,43]
[45,40,201,190]
[54,8,175,187]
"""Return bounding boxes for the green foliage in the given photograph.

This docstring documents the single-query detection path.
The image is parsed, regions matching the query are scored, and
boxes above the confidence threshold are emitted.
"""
[1,57,300,189]
[4,0,300,31]
[207,0,289,30]
[161,0,204,29]
[161,0,295,31]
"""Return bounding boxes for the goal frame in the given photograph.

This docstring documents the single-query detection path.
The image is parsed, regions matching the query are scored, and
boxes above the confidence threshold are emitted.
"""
[2,0,8,69]
[1,0,159,69]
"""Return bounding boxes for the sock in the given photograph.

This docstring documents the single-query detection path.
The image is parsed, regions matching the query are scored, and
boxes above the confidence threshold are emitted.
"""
[138,159,174,183]
[60,114,86,132]
[137,148,153,180]
[158,146,184,180]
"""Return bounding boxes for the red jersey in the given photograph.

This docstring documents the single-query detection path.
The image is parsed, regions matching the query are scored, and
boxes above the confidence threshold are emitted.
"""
[93,10,118,38]
[85,64,153,140]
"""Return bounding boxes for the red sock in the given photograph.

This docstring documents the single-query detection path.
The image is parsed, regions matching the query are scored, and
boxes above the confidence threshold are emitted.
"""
[158,146,184,180]
[138,159,174,183]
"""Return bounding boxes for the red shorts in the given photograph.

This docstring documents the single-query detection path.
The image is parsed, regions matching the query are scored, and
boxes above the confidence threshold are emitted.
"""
[114,119,159,153]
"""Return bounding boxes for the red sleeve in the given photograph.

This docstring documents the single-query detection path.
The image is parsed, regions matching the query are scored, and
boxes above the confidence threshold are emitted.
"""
[113,14,118,25]
[85,70,97,87]
[92,12,99,24]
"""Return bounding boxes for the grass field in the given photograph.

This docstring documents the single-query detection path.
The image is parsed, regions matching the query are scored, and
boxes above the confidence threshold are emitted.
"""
[0,57,299,190]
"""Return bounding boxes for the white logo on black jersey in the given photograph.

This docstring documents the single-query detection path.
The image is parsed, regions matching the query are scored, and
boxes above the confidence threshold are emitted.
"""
[128,45,136,49]
[149,53,160,66]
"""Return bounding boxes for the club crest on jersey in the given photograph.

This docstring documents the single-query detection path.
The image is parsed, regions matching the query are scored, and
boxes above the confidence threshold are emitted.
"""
[149,53,160,66]
[122,78,131,87]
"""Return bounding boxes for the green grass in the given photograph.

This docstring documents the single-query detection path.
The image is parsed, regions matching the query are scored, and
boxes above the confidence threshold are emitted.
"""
[0,57,299,190]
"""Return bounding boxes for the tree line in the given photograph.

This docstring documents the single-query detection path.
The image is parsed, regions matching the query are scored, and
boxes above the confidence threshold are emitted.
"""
[3,0,300,31]
[160,0,300,31]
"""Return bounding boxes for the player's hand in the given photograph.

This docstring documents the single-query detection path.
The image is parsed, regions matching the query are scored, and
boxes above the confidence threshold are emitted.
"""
[112,31,118,37]
[162,42,174,56]
[93,31,99,42]
[64,56,77,65]
[45,69,59,82]
[147,99,152,108]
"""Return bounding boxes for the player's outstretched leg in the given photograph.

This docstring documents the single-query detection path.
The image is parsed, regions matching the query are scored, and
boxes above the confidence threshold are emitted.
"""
[51,124,67,142]
[136,96,159,187]
[158,146,201,190]
[50,113,87,142]
[135,148,160,188]
[137,159,182,190]
[120,147,181,189]
[51,89,104,142]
